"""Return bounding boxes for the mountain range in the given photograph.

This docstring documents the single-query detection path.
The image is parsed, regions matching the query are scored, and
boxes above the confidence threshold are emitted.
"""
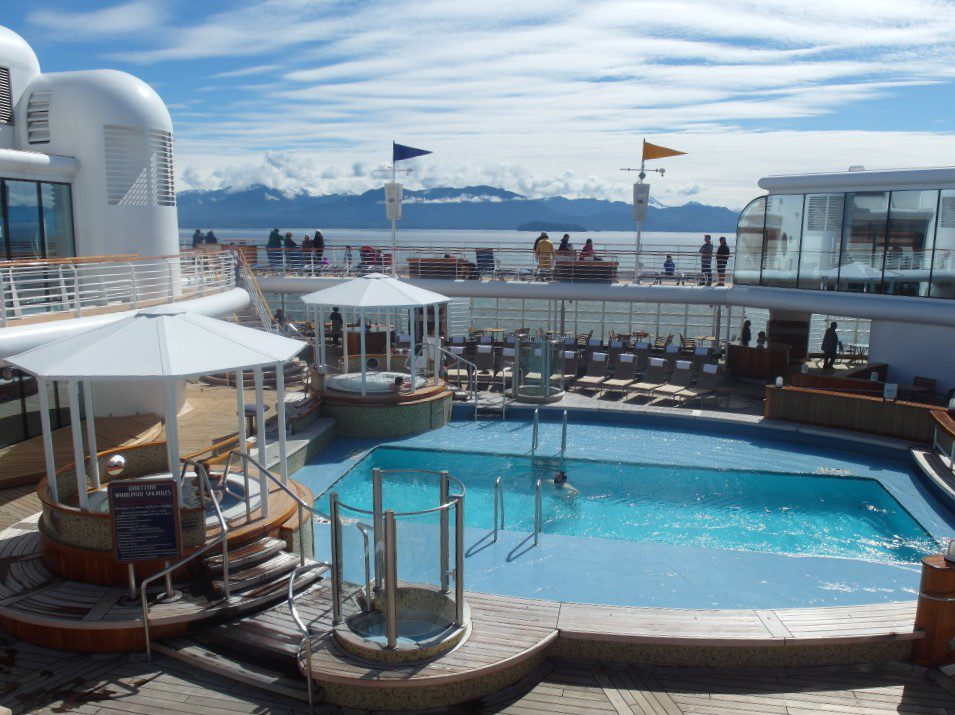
[177,185,740,232]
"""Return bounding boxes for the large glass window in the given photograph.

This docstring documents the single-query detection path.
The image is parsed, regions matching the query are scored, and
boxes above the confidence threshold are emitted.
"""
[40,182,75,259]
[836,192,888,293]
[931,190,955,298]
[734,197,765,285]
[4,180,42,259]
[0,179,74,259]
[884,190,937,297]
[797,193,843,290]
[762,194,803,287]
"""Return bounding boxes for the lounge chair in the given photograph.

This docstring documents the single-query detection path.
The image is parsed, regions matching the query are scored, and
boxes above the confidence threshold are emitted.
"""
[475,248,496,278]
[584,337,604,363]
[652,360,695,402]
[573,352,609,391]
[560,350,580,386]
[445,346,471,387]
[632,341,651,372]
[498,347,516,377]
[607,339,626,370]
[629,357,669,399]
[674,363,722,406]
[601,353,638,396]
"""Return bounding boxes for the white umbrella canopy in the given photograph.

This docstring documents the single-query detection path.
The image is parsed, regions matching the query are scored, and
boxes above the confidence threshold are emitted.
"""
[300,273,450,309]
[5,308,306,380]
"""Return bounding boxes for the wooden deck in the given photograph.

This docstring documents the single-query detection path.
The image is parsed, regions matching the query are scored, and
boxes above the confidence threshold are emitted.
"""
[0,414,162,488]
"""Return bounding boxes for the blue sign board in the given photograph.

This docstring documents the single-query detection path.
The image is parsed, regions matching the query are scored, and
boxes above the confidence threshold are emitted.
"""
[109,479,181,563]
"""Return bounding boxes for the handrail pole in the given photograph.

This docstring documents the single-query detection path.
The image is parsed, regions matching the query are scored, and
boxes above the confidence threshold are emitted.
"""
[329,492,343,625]
[560,410,568,457]
[534,478,542,545]
[454,494,465,626]
[493,477,500,541]
[439,470,450,593]
[531,408,539,454]
[372,468,383,592]
[384,510,398,649]
[298,503,306,566]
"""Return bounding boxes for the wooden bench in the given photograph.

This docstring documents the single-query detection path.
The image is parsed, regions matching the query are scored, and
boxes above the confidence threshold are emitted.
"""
[407,257,477,279]
[554,260,618,283]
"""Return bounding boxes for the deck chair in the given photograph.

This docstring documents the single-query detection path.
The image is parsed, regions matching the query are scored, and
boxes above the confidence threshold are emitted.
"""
[573,352,609,391]
[479,334,493,345]
[473,344,496,386]
[689,346,712,374]
[653,360,695,401]
[602,353,638,396]
[498,347,516,377]
[584,337,604,362]
[629,357,669,399]
[607,339,626,370]
[664,343,680,358]
[632,341,651,372]
[560,350,580,386]
[675,363,722,406]
[562,336,577,349]
[475,248,496,277]
[448,335,466,346]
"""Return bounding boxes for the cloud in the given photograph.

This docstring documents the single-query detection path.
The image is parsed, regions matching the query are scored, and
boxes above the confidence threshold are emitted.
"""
[28,1,164,37]
[210,64,280,79]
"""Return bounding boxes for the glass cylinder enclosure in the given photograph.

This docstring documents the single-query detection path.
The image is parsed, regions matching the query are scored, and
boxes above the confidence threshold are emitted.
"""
[514,336,565,404]
[328,469,468,661]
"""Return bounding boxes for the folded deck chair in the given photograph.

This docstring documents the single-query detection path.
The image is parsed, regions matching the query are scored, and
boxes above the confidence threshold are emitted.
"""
[602,353,638,395]
[573,351,609,391]
[653,360,695,400]
[629,357,669,399]
[675,363,722,405]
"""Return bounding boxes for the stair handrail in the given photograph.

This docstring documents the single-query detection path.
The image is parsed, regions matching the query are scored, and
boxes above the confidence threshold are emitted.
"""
[531,408,539,454]
[437,345,478,418]
[287,561,331,715]
[493,476,504,540]
[233,248,277,333]
[140,460,229,661]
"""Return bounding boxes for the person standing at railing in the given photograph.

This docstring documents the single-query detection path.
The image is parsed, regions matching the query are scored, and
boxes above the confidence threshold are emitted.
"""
[204,230,218,245]
[314,230,325,262]
[301,234,315,271]
[740,319,752,347]
[558,234,573,251]
[663,255,675,277]
[822,322,841,372]
[191,228,204,249]
[699,235,713,286]
[330,307,343,346]
[716,236,730,286]
[266,228,283,268]
[534,233,554,273]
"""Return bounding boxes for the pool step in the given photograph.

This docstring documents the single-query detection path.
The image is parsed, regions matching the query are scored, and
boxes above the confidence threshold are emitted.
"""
[211,550,305,596]
[204,536,287,576]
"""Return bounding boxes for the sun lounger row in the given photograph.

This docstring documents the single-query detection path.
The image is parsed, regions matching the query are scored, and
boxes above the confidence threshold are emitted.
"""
[570,353,722,405]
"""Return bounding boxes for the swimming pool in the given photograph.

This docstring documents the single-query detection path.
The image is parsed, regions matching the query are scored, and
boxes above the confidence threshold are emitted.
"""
[298,412,955,609]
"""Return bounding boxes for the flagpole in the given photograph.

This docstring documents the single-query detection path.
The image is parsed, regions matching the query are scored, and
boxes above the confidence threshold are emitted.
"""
[636,140,646,265]
[390,144,398,277]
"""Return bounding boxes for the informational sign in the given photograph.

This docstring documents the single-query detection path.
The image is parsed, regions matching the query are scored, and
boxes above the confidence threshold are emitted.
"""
[883,383,898,401]
[384,182,403,220]
[633,183,650,221]
[109,479,181,563]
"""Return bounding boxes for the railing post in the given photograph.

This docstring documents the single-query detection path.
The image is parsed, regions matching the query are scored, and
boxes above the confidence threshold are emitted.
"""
[384,509,398,649]
[128,262,139,308]
[531,408,539,454]
[493,476,500,541]
[372,468,383,592]
[439,470,450,593]
[560,410,568,456]
[0,271,6,327]
[329,492,343,625]
[454,494,465,626]
[534,479,542,545]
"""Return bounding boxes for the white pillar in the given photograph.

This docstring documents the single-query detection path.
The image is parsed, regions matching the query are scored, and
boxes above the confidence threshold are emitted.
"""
[342,308,349,373]
[236,369,247,450]
[275,361,288,484]
[385,308,392,371]
[67,380,89,510]
[433,303,440,384]
[317,306,326,370]
[37,378,58,503]
[409,307,418,394]
[359,309,367,396]
[83,380,100,489]
[162,380,180,483]
[253,367,269,518]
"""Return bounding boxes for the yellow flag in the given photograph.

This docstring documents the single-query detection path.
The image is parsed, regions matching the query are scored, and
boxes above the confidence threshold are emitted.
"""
[643,140,686,162]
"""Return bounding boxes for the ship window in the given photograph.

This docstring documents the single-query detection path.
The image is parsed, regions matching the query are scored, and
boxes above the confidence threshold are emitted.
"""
[797,194,844,290]
[26,91,51,144]
[762,194,803,287]
[0,67,12,125]
[734,196,765,286]
[885,190,937,297]
[931,190,955,299]
[104,125,176,207]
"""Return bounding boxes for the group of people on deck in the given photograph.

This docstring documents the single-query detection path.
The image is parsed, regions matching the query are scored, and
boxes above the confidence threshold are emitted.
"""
[266,228,326,267]
[533,232,599,270]
[191,229,218,247]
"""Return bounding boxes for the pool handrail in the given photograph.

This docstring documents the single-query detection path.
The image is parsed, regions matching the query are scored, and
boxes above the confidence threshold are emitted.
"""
[531,408,539,453]
[560,409,568,459]
[438,345,478,419]
[493,476,504,541]
[534,478,542,545]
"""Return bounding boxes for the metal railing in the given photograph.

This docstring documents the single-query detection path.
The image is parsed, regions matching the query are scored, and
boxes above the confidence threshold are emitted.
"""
[140,460,228,660]
[560,410,568,462]
[531,408,539,454]
[493,476,504,541]
[534,478,542,546]
[0,250,236,326]
[222,242,737,287]
[438,345,478,418]
[286,562,327,714]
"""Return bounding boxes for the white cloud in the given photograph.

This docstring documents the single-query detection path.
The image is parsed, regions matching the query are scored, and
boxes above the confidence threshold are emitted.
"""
[28,1,164,37]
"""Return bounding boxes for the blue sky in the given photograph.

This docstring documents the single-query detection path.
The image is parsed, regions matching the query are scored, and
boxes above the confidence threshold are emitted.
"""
[7,0,955,207]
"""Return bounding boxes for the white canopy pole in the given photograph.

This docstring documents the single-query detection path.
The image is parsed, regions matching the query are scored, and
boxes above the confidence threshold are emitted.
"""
[253,367,270,518]
[409,308,417,393]
[433,303,440,384]
[342,308,349,373]
[83,380,101,490]
[162,380,181,484]
[317,306,326,371]
[360,309,367,396]
[37,378,58,503]
[275,361,288,485]
[67,380,89,510]
[385,308,392,371]
[236,369,247,450]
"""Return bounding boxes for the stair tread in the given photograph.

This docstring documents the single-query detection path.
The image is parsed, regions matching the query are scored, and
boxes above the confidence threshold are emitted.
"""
[237,566,324,601]
[153,638,310,702]
[212,551,317,594]
[205,536,287,571]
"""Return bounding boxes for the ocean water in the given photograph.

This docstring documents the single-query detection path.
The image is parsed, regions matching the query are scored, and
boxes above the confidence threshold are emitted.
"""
[317,446,937,566]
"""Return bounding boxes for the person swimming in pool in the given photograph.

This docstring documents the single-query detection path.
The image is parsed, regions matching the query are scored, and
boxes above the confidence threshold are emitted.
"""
[553,470,579,495]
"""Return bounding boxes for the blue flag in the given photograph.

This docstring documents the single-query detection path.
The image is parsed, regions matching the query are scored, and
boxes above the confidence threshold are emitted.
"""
[393,142,432,162]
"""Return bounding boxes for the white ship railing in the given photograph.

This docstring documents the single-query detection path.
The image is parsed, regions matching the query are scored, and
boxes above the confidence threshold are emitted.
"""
[0,250,235,326]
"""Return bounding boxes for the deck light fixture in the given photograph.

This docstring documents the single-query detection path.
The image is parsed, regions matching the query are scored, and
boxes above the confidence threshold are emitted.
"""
[775,376,784,389]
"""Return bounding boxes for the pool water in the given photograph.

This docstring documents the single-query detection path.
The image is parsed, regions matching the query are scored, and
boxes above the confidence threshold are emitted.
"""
[317,446,938,565]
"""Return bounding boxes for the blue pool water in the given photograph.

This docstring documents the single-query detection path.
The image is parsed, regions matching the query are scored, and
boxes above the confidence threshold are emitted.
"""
[298,414,955,608]
[316,447,937,565]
